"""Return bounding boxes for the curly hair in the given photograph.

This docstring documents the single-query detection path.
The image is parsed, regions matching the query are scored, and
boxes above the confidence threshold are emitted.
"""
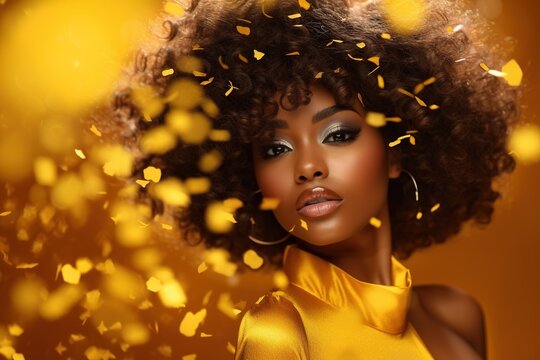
[102,0,520,269]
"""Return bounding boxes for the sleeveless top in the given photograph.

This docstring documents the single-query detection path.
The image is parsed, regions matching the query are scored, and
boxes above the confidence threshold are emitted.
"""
[234,244,434,360]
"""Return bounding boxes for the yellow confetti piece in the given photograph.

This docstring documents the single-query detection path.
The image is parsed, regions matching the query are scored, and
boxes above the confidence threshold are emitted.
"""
[146,277,162,292]
[75,149,86,159]
[182,355,197,360]
[367,56,380,66]
[415,96,427,107]
[55,343,67,355]
[61,264,81,285]
[15,263,39,269]
[253,49,265,60]
[161,223,173,230]
[179,309,207,337]
[140,126,177,155]
[193,70,207,77]
[198,149,223,173]
[90,125,102,137]
[260,197,280,210]
[480,63,490,72]
[382,0,426,35]
[192,43,204,51]
[300,219,308,230]
[347,53,364,61]
[200,77,214,86]
[314,71,324,79]
[96,144,134,177]
[143,166,162,183]
[429,104,440,110]
[76,257,93,274]
[200,332,212,337]
[416,211,423,220]
[299,0,311,10]
[206,201,234,233]
[243,249,264,270]
[286,51,300,56]
[288,13,302,19]
[122,323,150,345]
[237,18,252,23]
[409,135,416,145]
[430,203,441,212]
[236,25,251,35]
[381,33,392,39]
[508,124,540,164]
[12,354,25,360]
[40,284,84,320]
[225,80,238,96]
[273,270,289,289]
[397,88,415,98]
[218,55,229,70]
[164,1,185,16]
[326,39,344,46]
[389,139,401,147]
[369,216,382,228]
[366,112,386,127]
[227,341,236,354]
[162,68,174,77]
[377,75,385,89]
[0,211,12,216]
[386,116,402,123]
[238,53,249,63]
[34,157,57,186]
[185,177,211,194]
[356,42,366,49]
[8,324,24,336]
[209,129,231,141]
[136,179,150,188]
[152,178,190,207]
[501,59,523,87]
[197,261,208,274]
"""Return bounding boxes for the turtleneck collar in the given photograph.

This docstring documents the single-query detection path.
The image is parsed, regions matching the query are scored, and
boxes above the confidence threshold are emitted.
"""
[282,244,412,335]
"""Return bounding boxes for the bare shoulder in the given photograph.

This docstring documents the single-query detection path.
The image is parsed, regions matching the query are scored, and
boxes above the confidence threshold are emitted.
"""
[412,284,486,357]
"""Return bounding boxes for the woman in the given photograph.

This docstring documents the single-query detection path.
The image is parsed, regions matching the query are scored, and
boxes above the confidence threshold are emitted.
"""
[116,0,520,358]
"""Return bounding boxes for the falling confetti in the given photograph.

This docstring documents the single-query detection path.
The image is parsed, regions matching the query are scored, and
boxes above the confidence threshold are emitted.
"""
[299,0,311,10]
[179,309,207,337]
[143,166,162,183]
[236,25,251,36]
[508,124,540,164]
[381,0,427,35]
[164,1,185,16]
[430,203,441,212]
[369,217,382,228]
[162,68,175,77]
[300,219,308,230]
[243,250,264,270]
[260,197,280,210]
[253,49,265,60]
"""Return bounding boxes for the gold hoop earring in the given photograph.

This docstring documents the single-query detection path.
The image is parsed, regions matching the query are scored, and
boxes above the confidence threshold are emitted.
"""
[401,170,423,220]
[247,189,291,246]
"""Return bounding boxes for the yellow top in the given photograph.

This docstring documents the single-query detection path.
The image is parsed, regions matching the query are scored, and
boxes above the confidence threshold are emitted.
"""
[235,244,434,360]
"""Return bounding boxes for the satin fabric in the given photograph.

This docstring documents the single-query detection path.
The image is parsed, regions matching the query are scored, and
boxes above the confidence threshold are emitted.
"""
[235,244,434,359]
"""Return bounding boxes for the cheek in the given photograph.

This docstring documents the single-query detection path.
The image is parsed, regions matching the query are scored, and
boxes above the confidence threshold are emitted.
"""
[253,161,290,198]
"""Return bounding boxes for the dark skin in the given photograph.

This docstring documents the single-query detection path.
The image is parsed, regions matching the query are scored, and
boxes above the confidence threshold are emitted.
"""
[251,84,486,359]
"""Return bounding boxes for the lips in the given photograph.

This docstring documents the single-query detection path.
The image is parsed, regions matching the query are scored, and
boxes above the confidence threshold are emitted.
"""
[295,186,342,211]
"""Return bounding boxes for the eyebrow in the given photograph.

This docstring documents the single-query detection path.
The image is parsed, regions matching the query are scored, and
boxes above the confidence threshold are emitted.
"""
[272,104,359,129]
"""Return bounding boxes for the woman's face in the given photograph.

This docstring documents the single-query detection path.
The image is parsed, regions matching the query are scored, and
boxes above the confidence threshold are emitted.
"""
[251,84,400,247]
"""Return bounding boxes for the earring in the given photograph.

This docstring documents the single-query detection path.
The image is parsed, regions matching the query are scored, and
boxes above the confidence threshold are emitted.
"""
[247,189,292,246]
[401,170,423,220]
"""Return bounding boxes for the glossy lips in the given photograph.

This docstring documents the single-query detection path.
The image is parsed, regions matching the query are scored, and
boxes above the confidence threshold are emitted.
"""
[296,186,343,218]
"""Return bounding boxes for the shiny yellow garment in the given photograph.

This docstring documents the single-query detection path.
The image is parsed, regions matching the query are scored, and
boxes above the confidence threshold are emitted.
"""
[235,244,434,360]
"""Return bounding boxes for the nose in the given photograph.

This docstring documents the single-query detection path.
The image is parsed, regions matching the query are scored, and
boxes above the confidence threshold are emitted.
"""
[294,147,329,184]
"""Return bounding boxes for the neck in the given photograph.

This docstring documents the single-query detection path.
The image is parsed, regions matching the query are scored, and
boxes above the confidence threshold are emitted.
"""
[295,204,394,286]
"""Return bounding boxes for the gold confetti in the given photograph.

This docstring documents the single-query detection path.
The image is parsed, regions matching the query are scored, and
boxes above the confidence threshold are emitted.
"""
[90,124,102,137]
[227,341,236,354]
[415,96,427,107]
[206,201,234,233]
[12,354,25,360]
[377,75,385,89]
[8,324,24,336]
[143,166,162,183]
[185,177,211,194]
[509,124,540,164]
[15,263,39,269]
[397,88,415,98]
[299,0,311,10]
[382,0,426,35]
[76,258,93,274]
[236,25,251,35]
[288,13,302,19]
[40,284,84,320]
[429,104,440,110]
[162,68,175,77]
[0,211,12,216]
[300,219,308,230]
[146,277,162,292]
[34,157,57,186]
[179,309,207,337]
[193,70,207,77]
[123,323,150,345]
[200,77,214,86]
[198,149,223,173]
[158,279,187,308]
[326,39,344,46]
[386,116,402,123]
[369,216,382,228]
[286,51,300,56]
[347,53,364,61]
[273,270,289,289]
[197,261,208,274]
[237,18,252,23]
[75,148,86,159]
[218,55,230,70]
[209,129,231,141]
[261,1,273,18]
[366,112,386,127]
[416,211,423,220]
[140,126,177,154]
[501,59,523,87]
[61,264,81,285]
[367,56,380,66]
[260,197,280,210]
[238,53,248,63]
[152,178,190,207]
[315,71,324,79]
[430,203,441,212]
[253,49,265,60]
[480,63,490,72]
[96,144,134,177]
[381,33,392,39]
[243,250,264,270]
[55,343,67,355]
[356,42,366,49]
[192,43,204,51]
[225,80,238,96]
[136,180,150,188]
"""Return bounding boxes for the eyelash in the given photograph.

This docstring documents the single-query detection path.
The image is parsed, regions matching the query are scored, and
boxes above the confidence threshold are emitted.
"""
[260,127,361,159]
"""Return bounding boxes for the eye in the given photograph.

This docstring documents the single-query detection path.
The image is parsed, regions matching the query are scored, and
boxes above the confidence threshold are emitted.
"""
[323,127,361,143]
[260,143,291,159]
